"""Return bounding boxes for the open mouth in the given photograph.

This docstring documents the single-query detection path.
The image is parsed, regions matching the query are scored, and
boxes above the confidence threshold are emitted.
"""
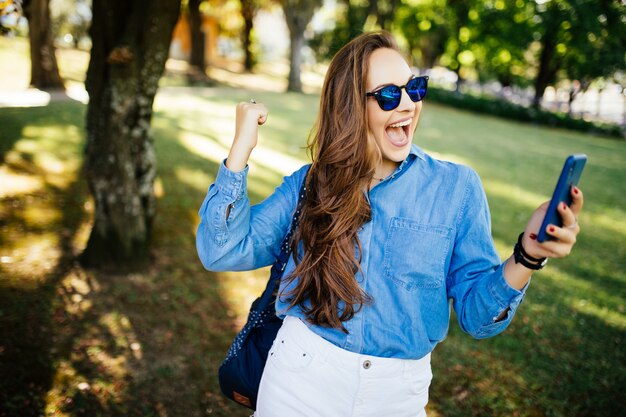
[385,118,412,146]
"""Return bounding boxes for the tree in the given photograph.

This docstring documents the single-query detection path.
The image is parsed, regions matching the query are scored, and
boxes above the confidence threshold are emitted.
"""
[188,0,207,75]
[530,0,625,108]
[440,0,473,91]
[240,0,258,71]
[81,0,182,269]
[22,0,64,89]
[396,0,448,69]
[469,0,533,88]
[309,0,371,63]
[280,0,321,92]
[311,0,399,63]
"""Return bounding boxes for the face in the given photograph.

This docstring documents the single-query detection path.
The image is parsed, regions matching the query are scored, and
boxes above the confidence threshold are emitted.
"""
[366,48,422,177]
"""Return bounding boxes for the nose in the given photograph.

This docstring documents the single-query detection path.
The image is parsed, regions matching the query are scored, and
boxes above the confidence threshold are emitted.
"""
[396,87,416,112]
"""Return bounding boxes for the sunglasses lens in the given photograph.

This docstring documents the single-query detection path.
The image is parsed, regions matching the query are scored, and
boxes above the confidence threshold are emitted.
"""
[407,77,428,102]
[376,86,401,111]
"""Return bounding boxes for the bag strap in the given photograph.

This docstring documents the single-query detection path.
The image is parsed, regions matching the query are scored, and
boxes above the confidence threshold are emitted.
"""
[256,179,307,308]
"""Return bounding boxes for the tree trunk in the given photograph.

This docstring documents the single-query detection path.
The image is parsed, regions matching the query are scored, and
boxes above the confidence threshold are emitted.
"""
[240,0,256,71]
[281,0,321,93]
[532,33,558,109]
[532,3,561,110]
[81,0,181,270]
[188,0,205,72]
[287,31,304,92]
[23,0,64,90]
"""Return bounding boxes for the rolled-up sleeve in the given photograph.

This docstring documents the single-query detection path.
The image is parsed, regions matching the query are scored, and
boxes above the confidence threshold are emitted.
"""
[446,168,528,339]
[196,160,308,272]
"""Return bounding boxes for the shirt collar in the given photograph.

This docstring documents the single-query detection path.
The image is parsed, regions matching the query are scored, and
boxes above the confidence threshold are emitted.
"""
[409,143,427,161]
[386,144,425,181]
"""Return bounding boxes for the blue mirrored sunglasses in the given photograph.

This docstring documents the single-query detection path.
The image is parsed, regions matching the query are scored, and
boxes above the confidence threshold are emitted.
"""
[366,76,429,111]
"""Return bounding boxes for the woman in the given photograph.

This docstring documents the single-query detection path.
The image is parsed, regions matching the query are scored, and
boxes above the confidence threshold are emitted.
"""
[196,32,583,416]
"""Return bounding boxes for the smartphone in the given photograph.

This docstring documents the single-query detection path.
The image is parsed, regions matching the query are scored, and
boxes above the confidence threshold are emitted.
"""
[537,154,587,243]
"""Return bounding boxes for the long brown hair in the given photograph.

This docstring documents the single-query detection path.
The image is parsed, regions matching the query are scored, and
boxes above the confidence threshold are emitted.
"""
[283,32,399,332]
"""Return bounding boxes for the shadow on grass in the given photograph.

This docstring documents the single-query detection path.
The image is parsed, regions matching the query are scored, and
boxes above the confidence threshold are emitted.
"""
[0,92,303,417]
[0,103,91,415]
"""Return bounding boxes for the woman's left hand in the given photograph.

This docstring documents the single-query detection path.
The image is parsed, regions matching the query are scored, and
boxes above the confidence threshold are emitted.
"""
[521,186,584,259]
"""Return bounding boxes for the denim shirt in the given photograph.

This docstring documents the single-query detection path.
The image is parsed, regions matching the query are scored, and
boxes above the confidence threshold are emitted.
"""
[196,144,527,359]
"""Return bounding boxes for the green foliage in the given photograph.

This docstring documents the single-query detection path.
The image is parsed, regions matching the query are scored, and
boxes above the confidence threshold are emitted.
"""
[395,0,448,69]
[394,0,625,100]
[468,0,534,87]
[306,0,626,104]
[427,86,624,139]
[548,0,626,83]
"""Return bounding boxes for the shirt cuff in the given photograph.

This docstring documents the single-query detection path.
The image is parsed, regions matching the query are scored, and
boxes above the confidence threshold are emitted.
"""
[488,263,529,312]
[214,159,248,201]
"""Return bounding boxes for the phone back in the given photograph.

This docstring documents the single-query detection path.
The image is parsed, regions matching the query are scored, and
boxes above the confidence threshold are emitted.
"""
[537,154,587,242]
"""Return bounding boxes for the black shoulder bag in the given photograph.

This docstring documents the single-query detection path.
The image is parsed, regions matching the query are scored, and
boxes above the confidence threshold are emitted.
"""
[218,183,305,410]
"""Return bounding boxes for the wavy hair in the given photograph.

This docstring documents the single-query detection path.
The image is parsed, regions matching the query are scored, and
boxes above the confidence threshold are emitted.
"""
[283,32,399,332]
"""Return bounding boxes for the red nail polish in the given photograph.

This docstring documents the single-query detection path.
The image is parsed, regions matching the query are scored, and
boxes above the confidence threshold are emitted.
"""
[549,226,555,232]
[529,233,537,240]
[562,203,567,210]
[573,187,579,194]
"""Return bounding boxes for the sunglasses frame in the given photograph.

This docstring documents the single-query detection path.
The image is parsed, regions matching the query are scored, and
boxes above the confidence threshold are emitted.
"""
[366,75,429,111]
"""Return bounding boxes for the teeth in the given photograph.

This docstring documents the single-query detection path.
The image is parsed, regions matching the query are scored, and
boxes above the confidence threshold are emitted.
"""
[389,119,412,128]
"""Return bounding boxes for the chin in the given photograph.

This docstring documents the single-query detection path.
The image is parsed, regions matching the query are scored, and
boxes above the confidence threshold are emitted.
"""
[383,143,411,163]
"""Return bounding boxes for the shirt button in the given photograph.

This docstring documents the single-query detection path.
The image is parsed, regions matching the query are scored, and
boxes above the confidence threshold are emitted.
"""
[363,360,371,369]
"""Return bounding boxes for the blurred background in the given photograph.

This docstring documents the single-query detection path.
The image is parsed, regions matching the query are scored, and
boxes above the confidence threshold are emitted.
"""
[0,1,625,416]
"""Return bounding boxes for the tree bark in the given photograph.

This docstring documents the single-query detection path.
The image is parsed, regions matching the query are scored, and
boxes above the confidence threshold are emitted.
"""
[240,0,257,71]
[281,0,321,92]
[23,0,64,90]
[81,0,181,269]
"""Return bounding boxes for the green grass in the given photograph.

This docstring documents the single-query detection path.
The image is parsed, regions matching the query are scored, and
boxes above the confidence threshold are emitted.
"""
[1,36,625,417]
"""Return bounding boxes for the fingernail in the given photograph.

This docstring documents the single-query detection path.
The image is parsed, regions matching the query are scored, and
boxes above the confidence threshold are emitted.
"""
[549,226,555,232]
[562,203,567,210]
[529,233,537,240]
[573,187,579,194]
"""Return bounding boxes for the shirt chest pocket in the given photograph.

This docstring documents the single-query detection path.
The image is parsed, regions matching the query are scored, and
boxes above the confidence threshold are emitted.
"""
[383,218,452,290]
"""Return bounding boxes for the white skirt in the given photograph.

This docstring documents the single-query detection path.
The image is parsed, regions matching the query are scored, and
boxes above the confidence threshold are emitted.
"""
[255,316,432,417]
